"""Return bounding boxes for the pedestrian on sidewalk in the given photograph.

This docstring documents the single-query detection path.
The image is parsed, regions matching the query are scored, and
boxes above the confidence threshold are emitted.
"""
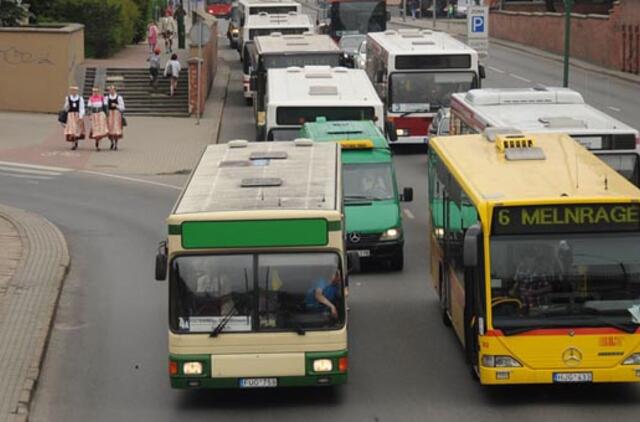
[104,85,126,151]
[447,2,454,19]
[62,86,85,150]
[160,9,177,54]
[164,53,181,97]
[410,0,418,19]
[149,48,161,90]
[147,21,159,57]
[87,87,108,151]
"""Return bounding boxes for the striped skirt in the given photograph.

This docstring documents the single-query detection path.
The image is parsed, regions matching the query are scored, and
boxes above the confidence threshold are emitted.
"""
[107,110,124,139]
[90,111,109,139]
[63,112,85,141]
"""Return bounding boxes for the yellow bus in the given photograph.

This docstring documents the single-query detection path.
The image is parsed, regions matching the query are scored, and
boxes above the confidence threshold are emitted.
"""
[155,140,351,389]
[428,129,640,384]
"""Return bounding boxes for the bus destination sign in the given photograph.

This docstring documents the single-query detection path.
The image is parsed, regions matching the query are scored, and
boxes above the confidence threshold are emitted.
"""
[492,203,640,235]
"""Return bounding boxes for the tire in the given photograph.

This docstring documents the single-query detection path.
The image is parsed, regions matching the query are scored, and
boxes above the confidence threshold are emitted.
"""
[245,97,253,106]
[389,249,404,271]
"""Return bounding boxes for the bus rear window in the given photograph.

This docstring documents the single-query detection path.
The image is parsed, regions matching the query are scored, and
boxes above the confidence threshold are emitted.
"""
[263,53,341,69]
[249,27,309,40]
[249,6,297,14]
[276,107,375,125]
[395,54,471,70]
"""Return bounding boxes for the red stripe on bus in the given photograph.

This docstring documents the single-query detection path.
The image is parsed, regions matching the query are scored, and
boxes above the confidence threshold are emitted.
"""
[394,116,431,136]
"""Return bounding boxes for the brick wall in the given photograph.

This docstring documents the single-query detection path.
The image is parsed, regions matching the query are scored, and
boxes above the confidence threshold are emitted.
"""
[187,17,218,116]
[490,1,640,74]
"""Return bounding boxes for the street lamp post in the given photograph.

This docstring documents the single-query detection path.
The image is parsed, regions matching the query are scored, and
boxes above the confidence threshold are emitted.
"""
[562,0,574,87]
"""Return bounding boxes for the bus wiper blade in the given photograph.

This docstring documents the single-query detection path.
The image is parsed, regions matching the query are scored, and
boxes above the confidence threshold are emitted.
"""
[400,109,430,117]
[210,306,237,337]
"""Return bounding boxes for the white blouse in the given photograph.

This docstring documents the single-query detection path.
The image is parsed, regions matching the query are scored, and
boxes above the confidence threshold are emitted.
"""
[63,95,85,118]
[103,94,126,112]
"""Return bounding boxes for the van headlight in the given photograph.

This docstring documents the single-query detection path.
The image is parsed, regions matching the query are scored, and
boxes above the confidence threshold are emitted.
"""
[380,227,401,241]
[481,355,522,368]
[623,353,640,365]
[183,361,204,375]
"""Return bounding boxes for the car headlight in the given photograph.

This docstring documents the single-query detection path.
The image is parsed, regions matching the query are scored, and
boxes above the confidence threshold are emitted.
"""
[623,353,640,365]
[481,355,522,368]
[313,359,333,372]
[183,361,204,375]
[380,227,402,241]
[396,128,409,137]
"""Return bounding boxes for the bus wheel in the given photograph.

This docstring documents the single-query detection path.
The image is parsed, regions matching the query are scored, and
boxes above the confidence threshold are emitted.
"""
[470,364,480,381]
[389,249,403,271]
[245,97,253,106]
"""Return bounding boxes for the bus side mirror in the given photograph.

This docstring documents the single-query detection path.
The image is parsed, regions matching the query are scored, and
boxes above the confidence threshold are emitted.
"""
[155,241,168,281]
[400,187,413,202]
[385,120,398,142]
[463,224,482,268]
[347,251,361,274]
[479,65,486,80]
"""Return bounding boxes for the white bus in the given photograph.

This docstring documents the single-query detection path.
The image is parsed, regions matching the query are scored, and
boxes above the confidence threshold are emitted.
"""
[365,29,483,144]
[241,13,314,102]
[236,0,302,51]
[450,86,639,151]
[249,33,343,139]
[264,65,384,141]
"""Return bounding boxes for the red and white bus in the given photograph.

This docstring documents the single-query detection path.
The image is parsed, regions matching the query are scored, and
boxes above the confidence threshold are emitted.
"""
[365,29,483,144]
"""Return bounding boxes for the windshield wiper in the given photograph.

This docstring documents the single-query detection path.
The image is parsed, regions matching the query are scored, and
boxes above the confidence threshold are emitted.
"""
[344,194,376,202]
[210,305,237,337]
[400,108,431,117]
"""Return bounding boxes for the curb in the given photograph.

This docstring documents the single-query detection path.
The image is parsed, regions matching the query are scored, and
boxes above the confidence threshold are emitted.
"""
[0,205,70,422]
[212,58,231,145]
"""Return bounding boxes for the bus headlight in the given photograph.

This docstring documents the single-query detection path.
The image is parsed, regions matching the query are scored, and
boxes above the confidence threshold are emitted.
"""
[481,355,522,368]
[623,353,640,365]
[183,361,204,375]
[380,227,401,241]
[313,359,333,372]
[396,128,409,137]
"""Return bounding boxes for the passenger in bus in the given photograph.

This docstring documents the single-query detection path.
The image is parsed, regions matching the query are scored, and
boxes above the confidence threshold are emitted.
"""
[304,271,341,318]
[509,246,553,310]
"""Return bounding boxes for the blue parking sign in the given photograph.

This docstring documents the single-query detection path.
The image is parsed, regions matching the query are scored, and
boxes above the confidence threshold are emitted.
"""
[472,16,485,33]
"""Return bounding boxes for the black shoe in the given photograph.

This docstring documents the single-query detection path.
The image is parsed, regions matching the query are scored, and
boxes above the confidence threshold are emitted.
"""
[71,142,77,151]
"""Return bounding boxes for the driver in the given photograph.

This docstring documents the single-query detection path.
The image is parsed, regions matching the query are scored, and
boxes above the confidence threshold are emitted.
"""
[304,270,342,318]
[510,245,553,309]
[362,173,388,198]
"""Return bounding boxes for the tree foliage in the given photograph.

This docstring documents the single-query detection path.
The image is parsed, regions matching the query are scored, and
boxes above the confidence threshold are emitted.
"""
[0,0,29,26]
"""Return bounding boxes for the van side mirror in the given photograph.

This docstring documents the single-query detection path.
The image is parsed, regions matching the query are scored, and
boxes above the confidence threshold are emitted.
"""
[155,241,168,281]
[385,120,398,142]
[347,251,361,274]
[479,64,486,80]
[463,224,482,267]
[400,187,413,202]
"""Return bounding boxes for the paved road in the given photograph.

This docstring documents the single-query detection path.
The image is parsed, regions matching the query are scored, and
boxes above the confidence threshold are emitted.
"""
[1,20,634,422]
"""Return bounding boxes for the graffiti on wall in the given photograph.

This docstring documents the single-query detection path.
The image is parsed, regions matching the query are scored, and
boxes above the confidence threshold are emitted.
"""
[0,46,54,66]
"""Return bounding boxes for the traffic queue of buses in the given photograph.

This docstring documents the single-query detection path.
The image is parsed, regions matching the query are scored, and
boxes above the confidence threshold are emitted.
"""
[152,0,640,390]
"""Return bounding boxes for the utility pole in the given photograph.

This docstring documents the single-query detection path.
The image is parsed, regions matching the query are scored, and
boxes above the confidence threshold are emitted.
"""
[562,0,574,87]
[403,0,407,22]
[432,0,436,29]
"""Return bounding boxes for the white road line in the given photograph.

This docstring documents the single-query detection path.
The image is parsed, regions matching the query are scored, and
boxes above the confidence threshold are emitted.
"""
[509,73,532,83]
[80,170,183,190]
[607,106,621,112]
[403,209,415,219]
[0,160,72,173]
[488,66,505,74]
[0,165,61,177]
[0,171,53,180]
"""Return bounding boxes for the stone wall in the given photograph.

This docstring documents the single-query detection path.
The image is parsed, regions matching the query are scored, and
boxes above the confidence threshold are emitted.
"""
[0,24,85,113]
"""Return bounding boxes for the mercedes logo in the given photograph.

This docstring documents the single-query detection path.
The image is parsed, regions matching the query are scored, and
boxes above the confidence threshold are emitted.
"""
[562,347,583,366]
[348,232,361,244]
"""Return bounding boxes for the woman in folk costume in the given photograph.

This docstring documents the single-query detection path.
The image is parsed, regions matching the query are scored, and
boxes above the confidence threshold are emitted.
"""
[63,86,86,150]
[87,87,108,151]
[104,85,126,151]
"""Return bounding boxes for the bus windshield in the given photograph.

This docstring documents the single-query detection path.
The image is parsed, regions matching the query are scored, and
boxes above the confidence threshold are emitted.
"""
[170,253,345,334]
[328,0,385,37]
[389,72,475,113]
[344,163,395,201]
[490,233,640,334]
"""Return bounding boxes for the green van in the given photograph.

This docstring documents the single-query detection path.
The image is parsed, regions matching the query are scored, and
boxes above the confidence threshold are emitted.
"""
[300,119,413,270]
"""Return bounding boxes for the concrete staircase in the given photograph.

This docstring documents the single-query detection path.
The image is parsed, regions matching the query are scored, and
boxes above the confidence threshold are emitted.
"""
[103,68,189,117]
[82,67,97,98]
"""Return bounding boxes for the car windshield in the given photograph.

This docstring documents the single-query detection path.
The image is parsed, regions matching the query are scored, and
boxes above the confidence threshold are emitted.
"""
[339,36,366,53]
[490,233,640,334]
[329,0,385,36]
[170,253,345,333]
[389,72,475,113]
[343,163,395,201]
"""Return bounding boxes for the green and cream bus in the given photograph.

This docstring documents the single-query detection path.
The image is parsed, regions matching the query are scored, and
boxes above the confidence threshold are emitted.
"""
[155,140,350,389]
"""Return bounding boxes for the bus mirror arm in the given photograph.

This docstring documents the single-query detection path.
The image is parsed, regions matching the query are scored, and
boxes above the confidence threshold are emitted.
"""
[155,241,168,281]
[463,224,482,268]
[479,65,486,80]
[347,251,361,274]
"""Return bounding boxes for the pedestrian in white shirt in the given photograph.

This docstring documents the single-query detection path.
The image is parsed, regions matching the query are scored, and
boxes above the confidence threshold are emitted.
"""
[164,53,181,97]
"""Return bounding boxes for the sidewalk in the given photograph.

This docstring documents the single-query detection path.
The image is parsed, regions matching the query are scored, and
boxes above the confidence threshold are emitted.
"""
[0,204,70,422]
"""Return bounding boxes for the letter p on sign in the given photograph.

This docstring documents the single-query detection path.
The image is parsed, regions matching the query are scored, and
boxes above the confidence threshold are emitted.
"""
[472,16,484,33]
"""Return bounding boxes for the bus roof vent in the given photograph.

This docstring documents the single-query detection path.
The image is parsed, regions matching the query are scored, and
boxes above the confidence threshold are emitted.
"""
[494,133,546,161]
[412,40,435,46]
[241,177,283,187]
[305,71,332,79]
[219,160,251,168]
[250,151,288,160]
[309,85,338,96]
[294,138,314,147]
[286,66,302,73]
[286,41,309,46]
[283,34,304,39]
[401,33,423,39]
[538,116,587,129]
[228,139,249,148]
[419,30,433,35]
[483,127,522,143]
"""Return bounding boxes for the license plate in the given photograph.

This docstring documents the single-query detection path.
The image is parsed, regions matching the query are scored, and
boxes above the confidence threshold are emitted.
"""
[553,372,593,383]
[239,378,278,388]
[355,250,370,257]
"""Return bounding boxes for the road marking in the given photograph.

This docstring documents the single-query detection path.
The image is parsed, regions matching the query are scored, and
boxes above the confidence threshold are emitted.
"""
[0,165,62,177]
[509,73,532,83]
[488,66,505,74]
[0,171,53,180]
[0,160,72,173]
[80,170,183,190]
[403,209,415,219]
[607,106,621,112]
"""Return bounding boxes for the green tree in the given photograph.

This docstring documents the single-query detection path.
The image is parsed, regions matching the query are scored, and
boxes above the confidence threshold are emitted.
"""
[0,0,28,26]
